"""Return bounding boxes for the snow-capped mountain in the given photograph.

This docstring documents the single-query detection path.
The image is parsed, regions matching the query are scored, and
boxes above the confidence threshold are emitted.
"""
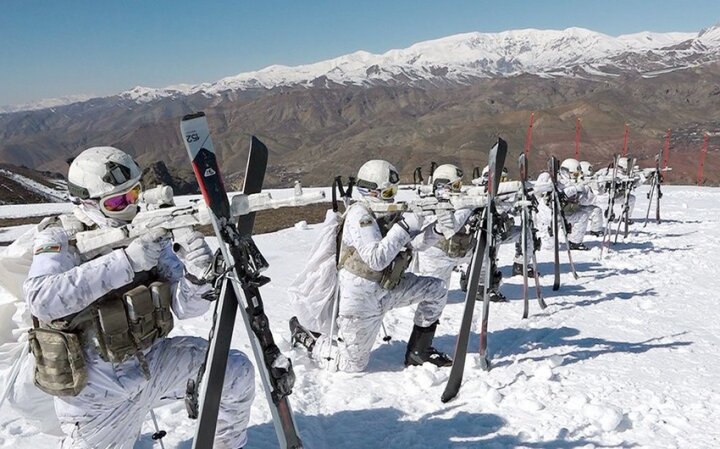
[0,94,93,114]
[4,25,720,114]
[116,25,718,104]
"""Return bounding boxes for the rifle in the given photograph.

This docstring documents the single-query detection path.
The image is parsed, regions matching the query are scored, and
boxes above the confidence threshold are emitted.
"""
[75,185,326,258]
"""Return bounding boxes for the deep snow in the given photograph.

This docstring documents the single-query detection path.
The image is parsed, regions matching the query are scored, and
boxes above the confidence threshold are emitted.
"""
[1,185,719,449]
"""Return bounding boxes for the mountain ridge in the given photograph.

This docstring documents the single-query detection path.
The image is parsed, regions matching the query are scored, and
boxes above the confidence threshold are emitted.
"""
[2,25,718,114]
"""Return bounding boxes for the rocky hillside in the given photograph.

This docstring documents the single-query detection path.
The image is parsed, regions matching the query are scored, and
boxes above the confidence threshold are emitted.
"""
[0,164,67,205]
[1,25,719,186]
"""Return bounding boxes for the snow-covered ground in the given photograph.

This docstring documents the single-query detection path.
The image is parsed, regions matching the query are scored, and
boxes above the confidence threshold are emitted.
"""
[1,185,719,448]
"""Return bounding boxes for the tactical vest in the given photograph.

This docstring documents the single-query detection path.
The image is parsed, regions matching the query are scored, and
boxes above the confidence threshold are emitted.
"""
[28,217,175,397]
[337,205,413,290]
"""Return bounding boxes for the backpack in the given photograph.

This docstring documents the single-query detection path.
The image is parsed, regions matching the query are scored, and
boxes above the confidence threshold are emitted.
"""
[288,209,343,333]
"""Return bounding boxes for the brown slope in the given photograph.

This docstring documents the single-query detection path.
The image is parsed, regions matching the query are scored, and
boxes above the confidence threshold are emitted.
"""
[1,66,719,186]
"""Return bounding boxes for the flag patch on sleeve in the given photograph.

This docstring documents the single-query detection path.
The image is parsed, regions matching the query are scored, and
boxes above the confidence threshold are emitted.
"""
[34,244,62,255]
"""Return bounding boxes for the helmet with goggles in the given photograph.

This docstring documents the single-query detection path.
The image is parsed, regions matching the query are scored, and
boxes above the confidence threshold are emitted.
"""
[561,158,583,180]
[579,161,594,177]
[431,164,463,192]
[356,159,400,201]
[617,157,629,174]
[480,165,509,186]
[67,146,143,221]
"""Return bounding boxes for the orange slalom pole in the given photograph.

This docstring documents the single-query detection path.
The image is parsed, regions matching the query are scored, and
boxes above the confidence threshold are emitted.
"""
[574,118,581,159]
[622,124,629,157]
[662,129,671,180]
[697,133,709,186]
[524,112,535,157]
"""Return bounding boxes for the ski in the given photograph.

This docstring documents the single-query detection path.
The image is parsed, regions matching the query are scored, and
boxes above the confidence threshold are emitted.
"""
[181,112,303,449]
[548,157,561,290]
[600,155,620,257]
[518,153,545,318]
[655,150,663,224]
[548,156,578,289]
[614,157,636,242]
[478,138,508,371]
[441,137,506,403]
[186,135,268,449]
[643,152,659,228]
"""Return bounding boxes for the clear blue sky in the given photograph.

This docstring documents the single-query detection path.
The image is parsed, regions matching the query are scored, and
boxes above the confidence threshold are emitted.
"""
[2,0,719,107]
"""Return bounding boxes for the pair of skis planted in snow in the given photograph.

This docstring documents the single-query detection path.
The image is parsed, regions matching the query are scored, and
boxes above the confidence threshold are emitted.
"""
[180,113,303,449]
[441,138,507,403]
[547,156,578,290]
[644,149,663,227]
[518,154,546,318]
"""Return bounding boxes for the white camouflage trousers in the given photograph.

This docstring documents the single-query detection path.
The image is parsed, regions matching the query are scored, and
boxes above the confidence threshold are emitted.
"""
[313,270,447,372]
[536,199,593,246]
[57,336,254,449]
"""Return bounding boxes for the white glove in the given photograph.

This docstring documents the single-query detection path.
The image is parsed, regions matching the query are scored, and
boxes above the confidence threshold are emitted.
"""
[434,210,456,238]
[563,185,579,198]
[173,230,213,280]
[125,229,166,272]
[397,212,425,237]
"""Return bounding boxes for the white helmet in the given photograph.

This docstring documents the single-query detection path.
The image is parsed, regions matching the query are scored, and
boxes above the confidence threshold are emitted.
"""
[68,146,143,221]
[356,159,400,201]
[617,157,629,173]
[579,161,594,177]
[560,158,581,175]
[431,164,463,191]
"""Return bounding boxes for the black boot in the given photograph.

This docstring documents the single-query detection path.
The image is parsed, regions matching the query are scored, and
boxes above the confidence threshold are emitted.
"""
[459,269,468,292]
[568,241,590,251]
[405,321,453,367]
[512,262,536,277]
[289,316,320,352]
[476,285,508,302]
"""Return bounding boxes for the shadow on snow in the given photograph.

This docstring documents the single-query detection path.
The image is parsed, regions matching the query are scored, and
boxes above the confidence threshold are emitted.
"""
[144,407,639,449]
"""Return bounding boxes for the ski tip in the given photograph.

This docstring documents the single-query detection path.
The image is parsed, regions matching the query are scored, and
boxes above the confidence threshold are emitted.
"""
[182,111,206,121]
[250,135,269,153]
[440,390,457,403]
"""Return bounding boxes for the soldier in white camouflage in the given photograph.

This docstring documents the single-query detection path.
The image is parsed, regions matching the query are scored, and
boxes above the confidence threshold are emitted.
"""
[23,147,255,449]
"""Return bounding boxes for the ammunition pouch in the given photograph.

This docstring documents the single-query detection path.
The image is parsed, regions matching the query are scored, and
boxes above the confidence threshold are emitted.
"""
[436,232,473,258]
[28,324,87,397]
[93,281,174,364]
[380,249,412,290]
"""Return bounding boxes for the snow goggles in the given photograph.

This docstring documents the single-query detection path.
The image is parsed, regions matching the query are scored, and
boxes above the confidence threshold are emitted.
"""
[101,183,141,212]
[434,178,462,192]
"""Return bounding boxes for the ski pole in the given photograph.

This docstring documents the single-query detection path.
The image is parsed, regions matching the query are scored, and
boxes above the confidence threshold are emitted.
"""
[643,174,656,228]
[325,285,341,370]
[521,206,529,319]
[150,409,167,449]
[381,322,392,343]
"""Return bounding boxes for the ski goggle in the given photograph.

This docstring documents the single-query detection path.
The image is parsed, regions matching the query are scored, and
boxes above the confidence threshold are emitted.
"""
[435,178,463,191]
[101,183,141,212]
